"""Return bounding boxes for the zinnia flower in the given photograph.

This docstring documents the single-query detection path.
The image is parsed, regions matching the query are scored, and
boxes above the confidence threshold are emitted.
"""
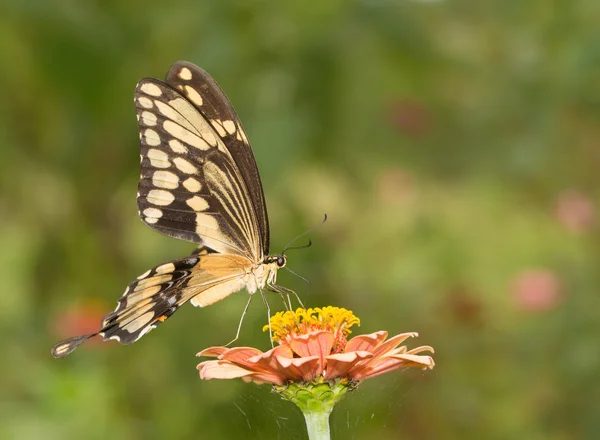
[197,307,434,440]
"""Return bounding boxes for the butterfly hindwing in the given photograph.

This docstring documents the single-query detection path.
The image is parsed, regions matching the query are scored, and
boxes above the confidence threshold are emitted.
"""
[51,251,252,358]
[51,256,201,358]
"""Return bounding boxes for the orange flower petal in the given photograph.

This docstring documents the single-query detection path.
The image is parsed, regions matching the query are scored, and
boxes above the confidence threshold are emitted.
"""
[288,330,334,376]
[197,360,254,380]
[221,347,264,364]
[369,332,418,358]
[246,345,297,382]
[196,346,230,357]
[390,353,435,368]
[324,351,373,379]
[407,345,435,355]
[345,331,388,353]
[350,353,434,380]
[277,355,321,382]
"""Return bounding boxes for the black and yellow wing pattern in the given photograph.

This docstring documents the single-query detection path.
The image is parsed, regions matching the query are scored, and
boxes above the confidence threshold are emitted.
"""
[52,62,286,358]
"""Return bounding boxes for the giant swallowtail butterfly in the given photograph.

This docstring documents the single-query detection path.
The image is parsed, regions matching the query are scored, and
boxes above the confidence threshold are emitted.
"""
[52,61,293,358]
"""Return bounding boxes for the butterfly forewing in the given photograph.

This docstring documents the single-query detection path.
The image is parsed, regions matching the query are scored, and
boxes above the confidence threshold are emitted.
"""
[165,61,270,254]
[135,79,260,258]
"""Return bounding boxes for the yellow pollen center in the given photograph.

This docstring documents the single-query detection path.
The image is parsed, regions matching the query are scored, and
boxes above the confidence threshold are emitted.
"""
[263,307,360,348]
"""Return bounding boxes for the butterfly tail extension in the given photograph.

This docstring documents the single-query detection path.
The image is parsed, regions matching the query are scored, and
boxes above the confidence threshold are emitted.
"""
[51,334,97,358]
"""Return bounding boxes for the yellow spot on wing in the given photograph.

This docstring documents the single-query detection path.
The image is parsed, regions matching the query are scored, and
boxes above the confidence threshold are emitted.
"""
[152,170,179,189]
[195,213,219,232]
[140,83,163,97]
[155,262,176,274]
[178,67,192,80]
[147,149,170,168]
[138,97,153,108]
[173,157,199,174]
[144,129,161,146]
[186,195,209,211]
[183,177,202,192]
[141,111,157,126]
[211,120,227,137]
[222,120,236,134]
[184,85,204,106]
[168,139,188,154]
[143,207,163,219]
[147,189,175,206]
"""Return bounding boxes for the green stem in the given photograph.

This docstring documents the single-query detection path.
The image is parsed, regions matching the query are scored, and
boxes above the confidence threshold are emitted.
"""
[303,409,331,440]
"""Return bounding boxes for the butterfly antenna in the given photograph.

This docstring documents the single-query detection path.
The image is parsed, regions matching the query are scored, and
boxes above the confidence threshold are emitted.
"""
[284,266,312,288]
[282,214,328,254]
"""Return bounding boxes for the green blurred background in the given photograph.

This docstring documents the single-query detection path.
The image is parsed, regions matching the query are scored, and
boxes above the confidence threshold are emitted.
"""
[2,0,600,439]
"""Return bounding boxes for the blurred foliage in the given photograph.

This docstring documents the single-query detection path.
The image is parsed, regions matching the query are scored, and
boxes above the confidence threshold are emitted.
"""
[1,0,600,439]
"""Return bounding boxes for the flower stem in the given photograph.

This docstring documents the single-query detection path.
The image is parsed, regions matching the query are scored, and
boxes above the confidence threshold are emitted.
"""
[302,409,331,440]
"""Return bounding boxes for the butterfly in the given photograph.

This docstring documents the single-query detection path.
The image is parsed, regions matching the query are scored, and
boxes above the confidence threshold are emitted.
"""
[51,61,297,358]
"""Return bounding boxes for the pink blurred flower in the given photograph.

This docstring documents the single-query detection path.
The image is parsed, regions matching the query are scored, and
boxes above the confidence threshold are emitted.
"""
[556,189,595,233]
[512,269,562,312]
[51,300,108,347]
[389,98,432,138]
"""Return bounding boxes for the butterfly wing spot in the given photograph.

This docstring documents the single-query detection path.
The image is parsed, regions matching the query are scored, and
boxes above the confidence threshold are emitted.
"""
[144,129,161,146]
[141,111,157,126]
[211,120,227,137]
[152,170,179,190]
[222,120,236,135]
[140,82,163,97]
[147,189,175,206]
[137,97,154,109]
[168,139,188,154]
[183,177,202,193]
[186,195,209,211]
[178,67,193,80]
[173,157,199,174]
[184,85,204,106]
[146,149,170,168]
[155,262,176,274]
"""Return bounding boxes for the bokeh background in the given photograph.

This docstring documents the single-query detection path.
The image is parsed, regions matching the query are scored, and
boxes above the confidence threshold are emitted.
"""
[2,0,600,439]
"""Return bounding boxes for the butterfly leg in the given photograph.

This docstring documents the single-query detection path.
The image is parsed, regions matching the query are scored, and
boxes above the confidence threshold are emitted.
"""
[269,283,304,309]
[259,288,274,347]
[225,293,255,347]
[266,284,292,310]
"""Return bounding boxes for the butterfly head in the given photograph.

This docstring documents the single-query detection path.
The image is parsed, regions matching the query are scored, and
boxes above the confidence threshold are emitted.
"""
[266,254,287,269]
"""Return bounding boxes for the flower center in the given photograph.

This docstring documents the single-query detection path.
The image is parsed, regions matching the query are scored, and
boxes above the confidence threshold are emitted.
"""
[264,307,360,350]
